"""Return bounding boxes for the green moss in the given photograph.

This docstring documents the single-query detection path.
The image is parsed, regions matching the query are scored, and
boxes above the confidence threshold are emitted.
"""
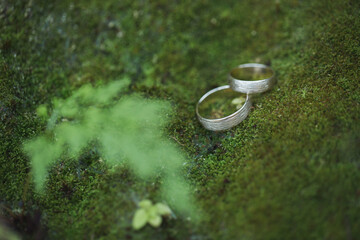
[1,0,360,239]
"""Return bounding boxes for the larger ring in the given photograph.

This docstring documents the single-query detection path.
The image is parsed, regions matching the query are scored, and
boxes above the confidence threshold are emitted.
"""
[196,85,252,131]
[228,63,275,94]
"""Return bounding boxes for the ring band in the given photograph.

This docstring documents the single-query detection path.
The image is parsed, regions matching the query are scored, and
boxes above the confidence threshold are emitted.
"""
[228,63,275,94]
[196,85,252,131]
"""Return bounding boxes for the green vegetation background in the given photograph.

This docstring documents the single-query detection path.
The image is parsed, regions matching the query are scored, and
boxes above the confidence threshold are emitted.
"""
[1,0,359,239]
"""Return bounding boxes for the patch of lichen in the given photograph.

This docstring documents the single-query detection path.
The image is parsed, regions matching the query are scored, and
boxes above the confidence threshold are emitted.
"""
[1,0,359,239]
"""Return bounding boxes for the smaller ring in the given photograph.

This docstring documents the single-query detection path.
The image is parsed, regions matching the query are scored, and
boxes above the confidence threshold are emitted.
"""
[228,63,275,94]
[196,85,252,131]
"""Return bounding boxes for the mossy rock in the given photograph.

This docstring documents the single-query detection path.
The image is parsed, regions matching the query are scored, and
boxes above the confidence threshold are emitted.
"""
[1,0,359,239]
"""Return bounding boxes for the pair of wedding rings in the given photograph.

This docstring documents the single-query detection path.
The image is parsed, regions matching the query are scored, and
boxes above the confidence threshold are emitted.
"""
[196,63,275,131]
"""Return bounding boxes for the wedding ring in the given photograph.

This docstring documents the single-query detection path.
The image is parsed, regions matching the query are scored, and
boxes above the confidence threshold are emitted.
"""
[228,63,275,94]
[196,85,252,131]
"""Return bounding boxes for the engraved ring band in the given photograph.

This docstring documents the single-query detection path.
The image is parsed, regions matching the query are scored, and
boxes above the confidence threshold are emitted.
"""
[228,63,275,94]
[196,85,252,131]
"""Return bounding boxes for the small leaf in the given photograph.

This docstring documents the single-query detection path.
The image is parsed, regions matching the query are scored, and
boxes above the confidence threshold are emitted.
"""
[231,97,246,109]
[132,209,148,230]
[155,203,172,216]
[36,105,48,118]
[148,206,158,219]
[148,215,162,228]
[139,199,152,209]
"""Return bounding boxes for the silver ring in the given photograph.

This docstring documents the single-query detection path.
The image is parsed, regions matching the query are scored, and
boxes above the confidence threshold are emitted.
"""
[196,85,252,131]
[228,63,275,94]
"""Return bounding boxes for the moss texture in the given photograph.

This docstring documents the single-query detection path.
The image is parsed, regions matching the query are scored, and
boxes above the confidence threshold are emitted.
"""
[1,0,359,239]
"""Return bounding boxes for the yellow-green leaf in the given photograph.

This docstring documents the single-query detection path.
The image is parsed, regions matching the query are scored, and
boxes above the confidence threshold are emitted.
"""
[36,105,48,118]
[139,199,152,209]
[148,215,162,228]
[155,203,172,216]
[132,209,148,230]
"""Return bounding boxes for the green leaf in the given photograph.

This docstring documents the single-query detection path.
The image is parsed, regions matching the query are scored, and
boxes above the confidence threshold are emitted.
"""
[94,79,130,104]
[0,223,21,240]
[148,215,162,228]
[23,137,62,191]
[36,105,48,118]
[132,209,148,230]
[155,203,172,216]
[55,123,93,157]
[139,199,152,209]
[147,205,158,219]
[23,79,195,217]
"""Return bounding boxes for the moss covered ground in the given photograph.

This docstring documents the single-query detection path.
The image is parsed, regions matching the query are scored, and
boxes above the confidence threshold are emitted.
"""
[1,0,360,239]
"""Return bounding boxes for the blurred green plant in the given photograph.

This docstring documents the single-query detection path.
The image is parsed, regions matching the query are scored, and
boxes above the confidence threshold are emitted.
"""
[0,223,21,240]
[132,199,172,230]
[23,79,194,216]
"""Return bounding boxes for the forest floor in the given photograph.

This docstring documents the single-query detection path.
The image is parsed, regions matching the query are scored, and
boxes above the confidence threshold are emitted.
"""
[1,0,360,239]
